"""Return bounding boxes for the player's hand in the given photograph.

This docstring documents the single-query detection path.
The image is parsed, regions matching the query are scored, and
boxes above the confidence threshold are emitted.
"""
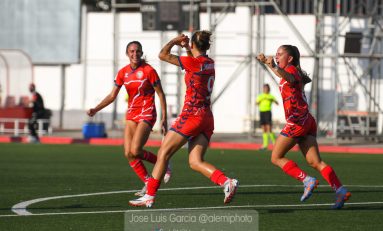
[87,108,97,117]
[256,53,266,63]
[265,56,276,68]
[180,36,190,50]
[160,119,168,135]
[172,34,189,47]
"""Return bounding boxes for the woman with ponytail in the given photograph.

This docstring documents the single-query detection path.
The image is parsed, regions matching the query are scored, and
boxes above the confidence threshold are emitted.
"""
[129,31,239,208]
[87,41,171,197]
[256,45,351,209]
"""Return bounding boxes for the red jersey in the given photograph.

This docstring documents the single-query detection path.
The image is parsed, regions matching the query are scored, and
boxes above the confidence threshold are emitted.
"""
[114,62,160,124]
[279,65,309,125]
[178,55,215,114]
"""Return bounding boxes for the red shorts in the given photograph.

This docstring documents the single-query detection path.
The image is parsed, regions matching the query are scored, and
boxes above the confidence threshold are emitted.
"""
[281,113,317,138]
[126,107,157,128]
[170,107,214,141]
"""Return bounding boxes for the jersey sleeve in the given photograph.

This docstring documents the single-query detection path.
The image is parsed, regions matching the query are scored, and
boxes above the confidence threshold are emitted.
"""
[147,66,161,87]
[178,56,200,72]
[114,68,124,87]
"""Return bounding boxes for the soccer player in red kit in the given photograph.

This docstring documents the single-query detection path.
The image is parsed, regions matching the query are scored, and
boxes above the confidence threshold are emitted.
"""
[87,41,171,196]
[257,45,351,209]
[129,31,239,207]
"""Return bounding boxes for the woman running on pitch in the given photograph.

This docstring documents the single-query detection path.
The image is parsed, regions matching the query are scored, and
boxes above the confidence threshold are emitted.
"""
[129,31,239,207]
[257,45,351,209]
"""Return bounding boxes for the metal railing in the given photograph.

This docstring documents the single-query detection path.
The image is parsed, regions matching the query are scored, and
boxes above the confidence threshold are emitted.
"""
[0,118,52,137]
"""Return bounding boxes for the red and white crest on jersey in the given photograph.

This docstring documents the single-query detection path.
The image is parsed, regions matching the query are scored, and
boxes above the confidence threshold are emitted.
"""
[114,62,160,126]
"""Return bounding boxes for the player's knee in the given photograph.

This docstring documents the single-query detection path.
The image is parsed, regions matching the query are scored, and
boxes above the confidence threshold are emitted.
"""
[123,151,129,159]
[270,155,280,166]
[130,146,142,158]
[124,148,135,160]
[188,159,202,171]
[307,160,316,168]
[307,160,323,171]
[157,149,171,163]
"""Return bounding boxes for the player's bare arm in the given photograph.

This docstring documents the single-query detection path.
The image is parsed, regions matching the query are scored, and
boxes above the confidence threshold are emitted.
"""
[87,85,121,117]
[256,53,295,83]
[159,34,189,66]
[154,83,168,135]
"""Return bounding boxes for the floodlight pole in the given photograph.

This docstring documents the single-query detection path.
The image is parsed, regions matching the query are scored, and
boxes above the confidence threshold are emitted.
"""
[111,0,119,129]
[207,0,212,30]
[311,0,323,129]
[59,64,66,129]
[81,4,88,110]
[333,0,341,144]
[247,4,254,138]
[189,0,194,31]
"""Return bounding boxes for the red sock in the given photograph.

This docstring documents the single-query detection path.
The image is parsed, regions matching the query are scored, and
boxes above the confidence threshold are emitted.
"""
[210,170,228,186]
[282,160,307,182]
[129,159,149,183]
[320,165,342,191]
[147,177,161,196]
[141,150,157,164]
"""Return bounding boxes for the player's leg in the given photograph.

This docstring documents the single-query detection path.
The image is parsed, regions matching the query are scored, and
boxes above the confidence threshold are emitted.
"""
[131,121,158,166]
[295,135,321,202]
[259,112,268,150]
[261,124,269,150]
[188,134,238,203]
[270,135,297,168]
[268,111,276,145]
[28,113,39,143]
[129,130,186,207]
[131,120,172,184]
[299,135,351,208]
[128,121,155,196]
[298,135,326,171]
[271,134,317,201]
[267,123,276,145]
[131,119,158,165]
[124,121,150,185]
[188,134,215,176]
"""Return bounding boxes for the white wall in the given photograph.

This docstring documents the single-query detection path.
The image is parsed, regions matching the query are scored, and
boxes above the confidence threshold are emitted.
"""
[31,8,381,132]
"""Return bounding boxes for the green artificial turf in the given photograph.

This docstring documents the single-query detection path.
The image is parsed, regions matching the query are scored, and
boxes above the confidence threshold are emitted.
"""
[0,143,382,231]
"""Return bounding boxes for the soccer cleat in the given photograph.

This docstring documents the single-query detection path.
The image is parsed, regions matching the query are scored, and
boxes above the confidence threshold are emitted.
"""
[223,178,239,204]
[300,177,319,202]
[332,187,351,209]
[134,182,147,197]
[163,163,172,184]
[129,194,155,208]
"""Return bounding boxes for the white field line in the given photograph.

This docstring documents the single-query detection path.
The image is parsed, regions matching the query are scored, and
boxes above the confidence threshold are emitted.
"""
[3,202,383,218]
[9,184,383,216]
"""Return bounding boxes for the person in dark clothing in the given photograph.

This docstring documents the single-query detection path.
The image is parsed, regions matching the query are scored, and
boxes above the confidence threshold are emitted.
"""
[28,83,45,143]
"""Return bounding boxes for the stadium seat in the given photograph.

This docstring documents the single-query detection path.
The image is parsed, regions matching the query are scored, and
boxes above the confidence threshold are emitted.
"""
[19,96,30,107]
[5,96,16,107]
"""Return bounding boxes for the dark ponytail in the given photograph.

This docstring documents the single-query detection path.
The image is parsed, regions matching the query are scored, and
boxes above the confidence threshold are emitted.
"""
[281,45,311,84]
[191,30,212,52]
